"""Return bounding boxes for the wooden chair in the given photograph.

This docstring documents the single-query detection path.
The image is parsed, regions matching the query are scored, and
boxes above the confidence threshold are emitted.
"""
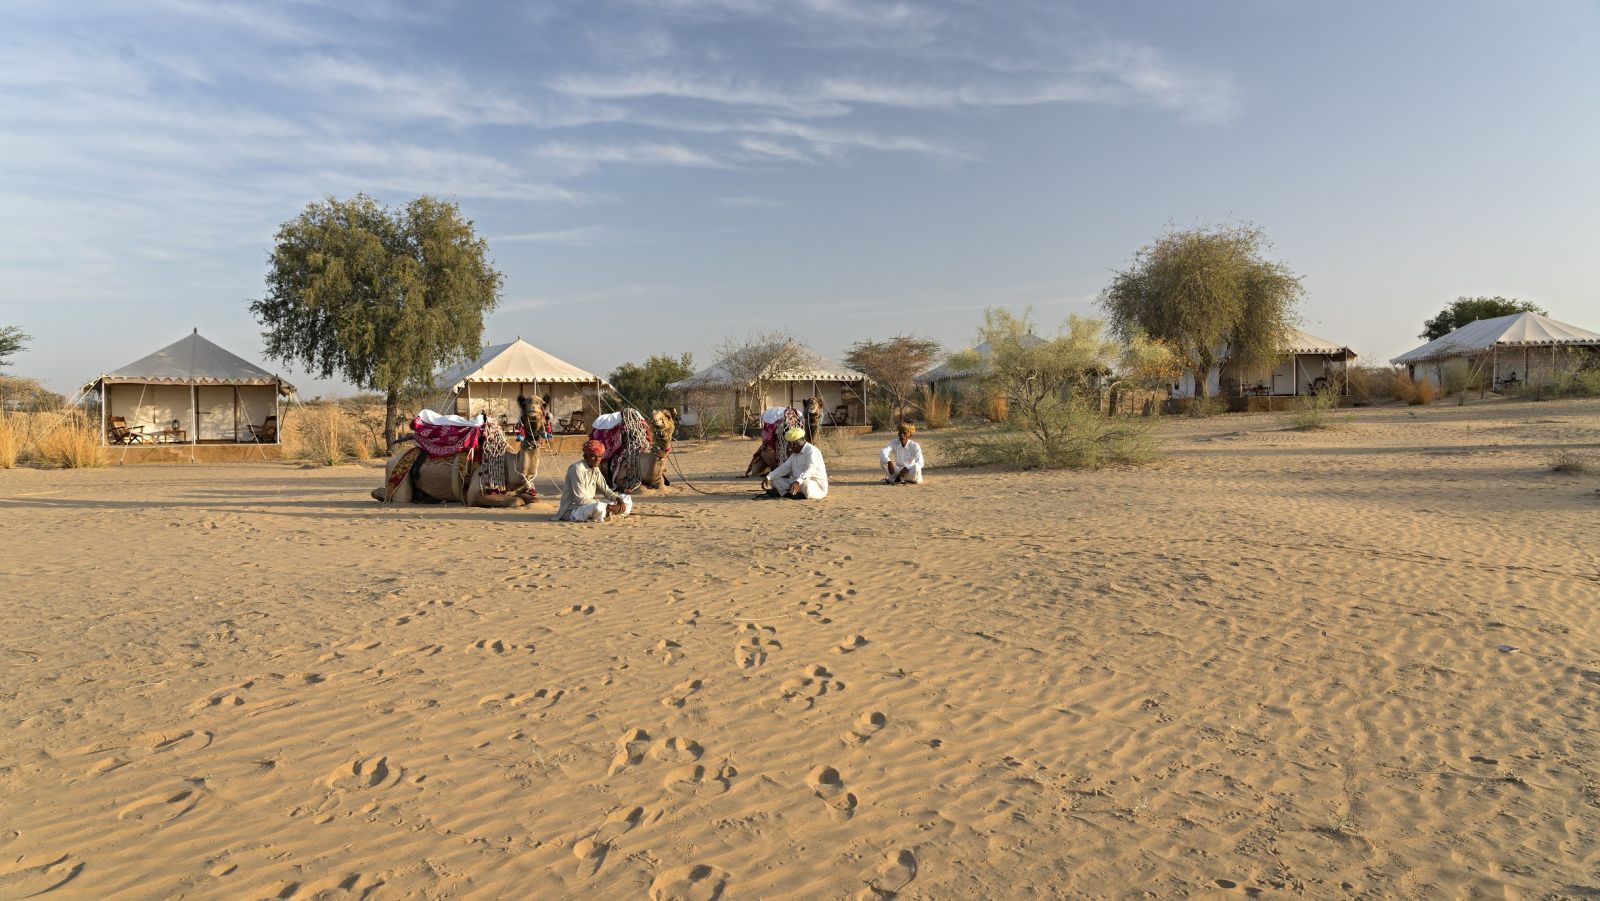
[561,412,585,434]
[833,404,849,426]
[247,415,278,443]
[108,416,146,445]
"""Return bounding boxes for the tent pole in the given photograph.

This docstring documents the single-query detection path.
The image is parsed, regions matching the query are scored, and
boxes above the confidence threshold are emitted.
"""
[274,382,280,444]
[191,382,198,462]
[100,381,107,446]
[1292,355,1299,397]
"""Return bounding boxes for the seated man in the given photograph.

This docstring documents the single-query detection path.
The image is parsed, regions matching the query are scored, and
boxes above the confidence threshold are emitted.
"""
[880,423,924,484]
[553,439,632,522]
[759,428,828,500]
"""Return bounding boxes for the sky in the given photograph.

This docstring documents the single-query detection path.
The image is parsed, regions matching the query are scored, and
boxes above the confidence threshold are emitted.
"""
[3,0,1598,397]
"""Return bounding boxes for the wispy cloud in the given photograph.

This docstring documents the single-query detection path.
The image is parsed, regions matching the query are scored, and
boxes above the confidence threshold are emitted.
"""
[534,141,728,169]
[712,195,786,209]
[488,226,616,245]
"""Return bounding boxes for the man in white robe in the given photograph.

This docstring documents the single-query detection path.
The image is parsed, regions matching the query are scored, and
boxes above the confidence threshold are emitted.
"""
[553,440,632,522]
[881,423,924,484]
[760,428,829,500]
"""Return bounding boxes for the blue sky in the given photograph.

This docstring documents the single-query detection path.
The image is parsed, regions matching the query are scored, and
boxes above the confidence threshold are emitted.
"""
[3,0,1597,396]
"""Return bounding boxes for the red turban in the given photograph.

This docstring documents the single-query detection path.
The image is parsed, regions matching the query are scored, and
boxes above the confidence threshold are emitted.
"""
[583,439,606,457]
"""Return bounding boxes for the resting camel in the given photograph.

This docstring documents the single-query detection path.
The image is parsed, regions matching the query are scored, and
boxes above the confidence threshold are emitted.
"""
[372,396,547,508]
[744,398,822,478]
[592,408,676,491]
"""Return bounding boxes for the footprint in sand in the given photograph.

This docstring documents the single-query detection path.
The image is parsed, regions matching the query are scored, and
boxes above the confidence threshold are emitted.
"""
[662,763,736,796]
[774,665,845,711]
[323,755,403,791]
[650,737,703,763]
[649,863,728,901]
[466,638,534,655]
[674,610,700,626]
[558,604,596,617]
[834,634,869,654]
[841,711,888,747]
[660,678,705,709]
[735,624,781,669]
[806,765,859,821]
[392,643,443,657]
[608,728,653,776]
[191,680,256,711]
[655,639,685,664]
[0,852,85,897]
[477,688,563,711]
[800,601,832,624]
[573,805,645,877]
[858,849,918,900]
[116,784,204,824]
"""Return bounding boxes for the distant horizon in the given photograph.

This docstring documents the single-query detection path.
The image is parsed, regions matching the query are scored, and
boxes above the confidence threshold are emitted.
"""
[4,1,1597,396]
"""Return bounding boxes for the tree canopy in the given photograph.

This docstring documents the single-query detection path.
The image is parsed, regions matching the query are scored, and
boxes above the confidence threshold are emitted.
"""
[251,194,503,447]
[1099,223,1302,399]
[843,334,941,420]
[0,325,30,369]
[609,352,694,413]
[953,308,1116,450]
[1420,296,1545,341]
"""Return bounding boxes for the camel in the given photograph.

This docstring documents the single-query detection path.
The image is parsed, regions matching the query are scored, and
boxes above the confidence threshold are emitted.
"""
[744,398,822,478]
[372,397,547,508]
[592,408,676,491]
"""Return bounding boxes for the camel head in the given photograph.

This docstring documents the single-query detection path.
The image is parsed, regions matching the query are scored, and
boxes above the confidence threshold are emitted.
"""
[650,409,676,451]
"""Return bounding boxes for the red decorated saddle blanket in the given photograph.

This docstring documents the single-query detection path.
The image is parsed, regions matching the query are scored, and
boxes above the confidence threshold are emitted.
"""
[412,410,483,459]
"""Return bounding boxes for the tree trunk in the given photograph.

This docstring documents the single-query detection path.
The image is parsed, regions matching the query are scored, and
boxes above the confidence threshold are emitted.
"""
[1193,365,1211,400]
[385,388,399,453]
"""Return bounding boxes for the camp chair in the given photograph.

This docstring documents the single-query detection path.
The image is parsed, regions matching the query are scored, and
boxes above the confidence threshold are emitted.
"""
[247,415,278,443]
[561,412,585,434]
[108,416,146,445]
[834,404,849,426]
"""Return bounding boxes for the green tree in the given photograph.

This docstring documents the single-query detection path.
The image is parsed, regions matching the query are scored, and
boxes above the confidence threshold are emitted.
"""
[609,352,694,413]
[0,325,30,368]
[1420,296,1545,341]
[1099,223,1303,399]
[843,334,942,424]
[251,194,504,449]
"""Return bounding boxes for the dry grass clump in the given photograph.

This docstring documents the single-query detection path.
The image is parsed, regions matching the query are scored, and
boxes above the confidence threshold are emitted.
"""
[281,404,375,466]
[1284,389,1342,431]
[916,385,952,429]
[816,426,854,460]
[34,413,105,468]
[0,415,18,468]
[1548,450,1597,475]
[1389,372,1436,405]
[947,401,1159,471]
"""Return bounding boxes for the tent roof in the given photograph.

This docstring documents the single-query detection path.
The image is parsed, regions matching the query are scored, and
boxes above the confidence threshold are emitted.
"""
[1391,311,1600,364]
[90,329,289,389]
[438,337,607,390]
[916,334,1046,384]
[667,344,864,391]
[1282,327,1356,360]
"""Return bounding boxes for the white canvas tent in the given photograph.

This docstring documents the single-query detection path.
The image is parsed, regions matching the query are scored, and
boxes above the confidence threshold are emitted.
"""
[1220,327,1357,397]
[83,329,293,446]
[1391,311,1600,389]
[668,344,869,427]
[436,337,610,429]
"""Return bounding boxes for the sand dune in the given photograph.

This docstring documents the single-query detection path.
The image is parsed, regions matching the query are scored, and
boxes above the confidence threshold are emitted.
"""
[1,398,1598,899]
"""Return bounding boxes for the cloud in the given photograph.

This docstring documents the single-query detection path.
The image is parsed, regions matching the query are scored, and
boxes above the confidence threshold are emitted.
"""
[533,141,728,169]
[737,137,811,162]
[712,195,786,209]
[488,226,615,245]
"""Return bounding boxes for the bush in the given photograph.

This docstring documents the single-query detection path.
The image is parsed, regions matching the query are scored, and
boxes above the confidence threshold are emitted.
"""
[1549,450,1597,474]
[916,385,952,429]
[984,394,1007,422]
[945,400,1159,470]
[34,414,105,468]
[1187,396,1226,418]
[1284,388,1341,430]
[1346,366,1398,403]
[867,400,895,431]
[281,404,362,465]
[816,426,853,460]
[1439,360,1478,398]
[0,415,17,468]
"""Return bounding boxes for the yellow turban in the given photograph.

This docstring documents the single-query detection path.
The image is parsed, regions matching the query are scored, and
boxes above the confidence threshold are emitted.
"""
[784,427,805,443]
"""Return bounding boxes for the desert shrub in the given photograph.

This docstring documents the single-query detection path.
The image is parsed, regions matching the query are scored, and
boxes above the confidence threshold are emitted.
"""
[1412,378,1437,405]
[867,400,895,431]
[1188,396,1226,418]
[689,411,730,441]
[946,399,1159,470]
[1346,366,1398,403]
[984,394,1007,422]
[0,414,18,468]
[916,385,953,429]
[282,404,352,465]
[1285,388,1341,430]
[816,426,853,460]
[34,413,105,468]
[1543,366,1600,399]
[1439,360,1476,398]
[1548,450,1597,474]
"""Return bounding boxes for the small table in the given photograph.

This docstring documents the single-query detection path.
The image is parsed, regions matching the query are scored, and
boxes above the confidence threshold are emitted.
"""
[155,428,187,444]
[1246,385,1270,397]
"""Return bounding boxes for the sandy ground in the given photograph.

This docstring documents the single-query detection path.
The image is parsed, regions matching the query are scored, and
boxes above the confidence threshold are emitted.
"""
[1,398,1598,900]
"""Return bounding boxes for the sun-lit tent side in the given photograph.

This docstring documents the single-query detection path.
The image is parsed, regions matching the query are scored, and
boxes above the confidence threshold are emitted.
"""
[82,329,294,452]
[1390,311,1600,390]
[667,345,869,429]
[1218,328,1357,397]
[435,337,611,432]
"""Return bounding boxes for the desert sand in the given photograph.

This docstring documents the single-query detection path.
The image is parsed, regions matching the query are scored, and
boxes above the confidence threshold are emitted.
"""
[1,399,1597,899]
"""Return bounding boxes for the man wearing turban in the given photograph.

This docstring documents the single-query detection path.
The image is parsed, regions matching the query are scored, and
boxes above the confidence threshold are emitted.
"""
[553,439,632,522]
[880,422,924,484]
[759,426,829,500]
